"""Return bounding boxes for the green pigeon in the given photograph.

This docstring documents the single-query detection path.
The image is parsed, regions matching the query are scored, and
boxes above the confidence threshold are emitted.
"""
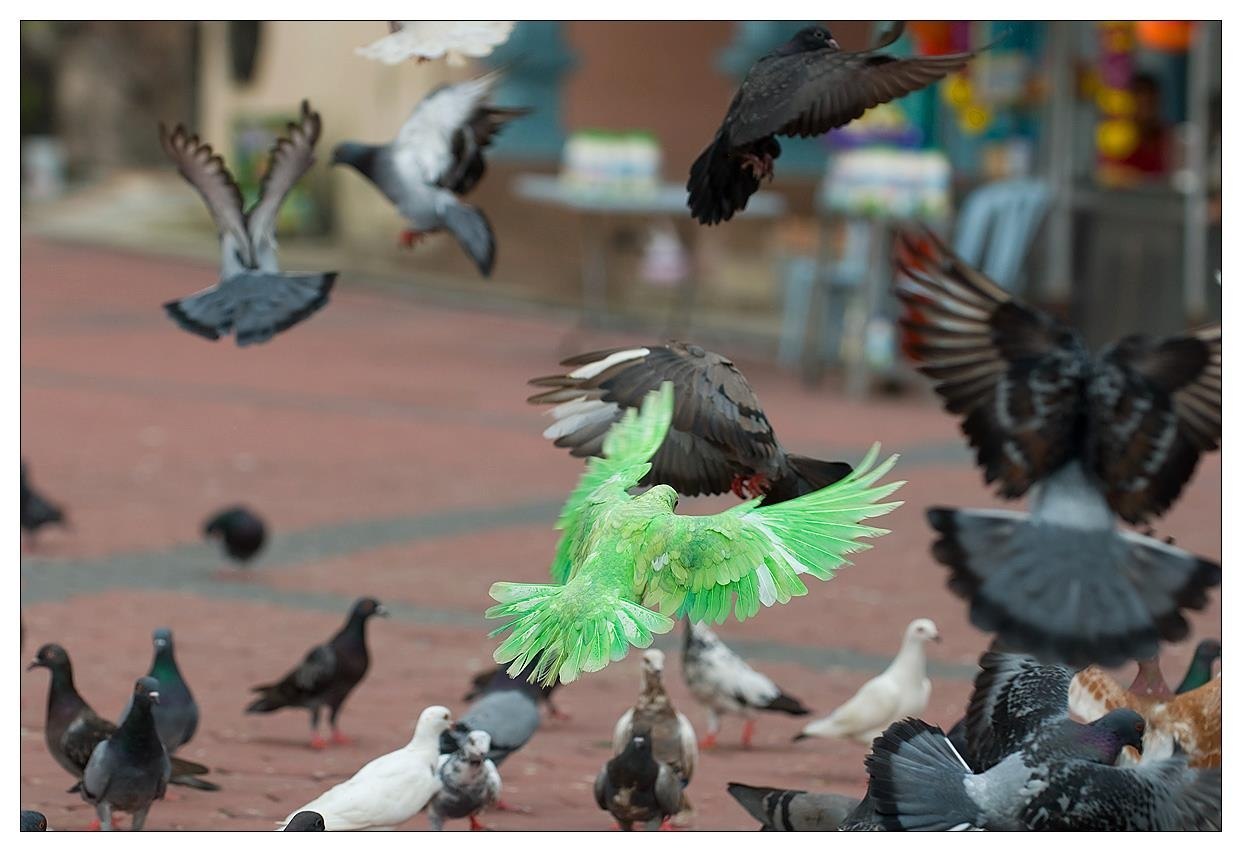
[487,382,905,686]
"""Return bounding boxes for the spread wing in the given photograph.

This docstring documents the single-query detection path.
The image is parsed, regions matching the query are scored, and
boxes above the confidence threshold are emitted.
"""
[1087,324,1221,524]
[895,229,1090,498]
[392,72,499,186]
[246,99,322,267]
[965,651,1073,770]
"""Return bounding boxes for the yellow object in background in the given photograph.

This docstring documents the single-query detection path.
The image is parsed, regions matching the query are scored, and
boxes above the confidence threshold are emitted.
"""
[1096,86,1137,117]
[1096,118,1140,158]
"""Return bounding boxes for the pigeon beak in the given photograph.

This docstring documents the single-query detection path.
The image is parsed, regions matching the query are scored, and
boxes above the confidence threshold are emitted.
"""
[827,38,841,49]
[375,605,389,618]
[792,732,809,742]
[149,691,160,704]
[26,660,43,671]
[932,635,942,644]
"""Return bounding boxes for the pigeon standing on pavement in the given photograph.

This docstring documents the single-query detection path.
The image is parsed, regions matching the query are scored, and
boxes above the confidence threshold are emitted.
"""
[20,810,48,831]
[246,597,387,749]
[795,618,938,744]
[595,732,684,832]
[682,621,809,749]
[203,505,267,565]
[159,99,336,345]
[355,21,516,66]
[279,705,453,831]
[428,730,502,831]
[127,628,198,755]
[528,342,854,502]
[21,460,66,538]
[727,783,859,831]
[331,70,530,277]
[1177,639,1221,693]
[462,662,567,720]
[896,230,1222,667]
[687,23,982,224]
[79,677,171,832]
[282,811,326,831]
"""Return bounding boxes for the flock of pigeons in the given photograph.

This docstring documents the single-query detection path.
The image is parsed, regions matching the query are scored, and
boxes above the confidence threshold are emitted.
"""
[21,20,1223,832]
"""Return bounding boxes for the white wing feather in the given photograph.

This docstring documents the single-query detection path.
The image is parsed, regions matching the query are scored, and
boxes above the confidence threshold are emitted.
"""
[390,74,500,187]
[356,22,515,66]
[282,748,441,831]
[801,675,901,741]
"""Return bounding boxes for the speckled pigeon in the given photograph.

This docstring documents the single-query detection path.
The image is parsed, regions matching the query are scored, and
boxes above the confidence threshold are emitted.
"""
[20,810,48,832]
[429,730,502,831]
[895,229,1221,667]
[203,505,267,564]
[160,100,336,346]
[727,783,858,831]
[528,342,853,502]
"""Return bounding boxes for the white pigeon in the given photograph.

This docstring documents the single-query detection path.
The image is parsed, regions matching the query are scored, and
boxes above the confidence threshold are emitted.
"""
[278,705,452,831]
[795,618,939,744]
[356,21,516,66]
[681,621,810,749]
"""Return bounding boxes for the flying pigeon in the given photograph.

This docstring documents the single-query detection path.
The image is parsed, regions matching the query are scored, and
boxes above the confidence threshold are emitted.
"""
[429,730,502,831]
[159,100,336,346]
[356,21,516,66]
[528,342,854,502]
[1069,662,1221,768]
[79,677,171,832]
[488,383,904,686]
[203,505,267,564]
[682,621,809,749]
[283,811,325,831]
[1177,639,1221,694]
[20,810,48,832]
[687,22,981,225]
[246,597,387,749]
[595,732,684,831]
[28,643,218,810]
[895,229,1222,667]
[120,628,198,755]
[727,783,858,831]
[795,618,937,744]
[279,705,452,831]
[612,650,698,788]
[462,662,567,720]
[21,460,66,538]
[331,70,530,277]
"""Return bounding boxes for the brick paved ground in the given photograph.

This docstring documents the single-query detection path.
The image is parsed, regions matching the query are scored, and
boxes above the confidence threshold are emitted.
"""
[19,237,1221,831]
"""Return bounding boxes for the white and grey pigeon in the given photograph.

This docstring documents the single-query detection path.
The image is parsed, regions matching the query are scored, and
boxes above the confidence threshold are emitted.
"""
[331,71,530,277]
[727,783,859,831]
[279,705,452,831]
[159,99,336,346]
[79,677,171,832]
[795,618,938,744]
[682,621,809,749]
[428,730,502,831]
[356,21,516,66]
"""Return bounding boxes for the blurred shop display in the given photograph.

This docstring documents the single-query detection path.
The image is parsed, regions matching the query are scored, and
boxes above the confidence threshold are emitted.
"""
[560,130,663,198]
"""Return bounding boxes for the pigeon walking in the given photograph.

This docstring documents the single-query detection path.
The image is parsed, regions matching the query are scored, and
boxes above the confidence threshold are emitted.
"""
[203,505,267,565]
[332,70,529,277]
[21,460,66,538]
[682,621,809,749]
[429,730,502,830]
[488,384,904,685]
[1177,639,1221,694]
[279,706,452,831]
[528,342,854,502]
[79,677,171,832]
[246,597,387,749]
[595,732,684,831]
[20,810,48,832]
[160,99,336,345]
[896,230,1222,667]
[795,618,938,744]
[283,811,325,831]
[688,23,981,225]
[129,628,198,755]
[727,783,859,831]
[356,21,515,66]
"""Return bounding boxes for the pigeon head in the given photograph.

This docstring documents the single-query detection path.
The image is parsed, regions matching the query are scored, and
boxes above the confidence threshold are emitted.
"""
[1194,639,1222,664]
[152,628,173,651]
[352,597,388,620]
[905,618,941,644]
[416,705,453,737]
[284,811,326,831]
[331,142,380,177]
[133,676,161,706]
[28,642,70,672]
[463,730,492,761]
[641,648,666,682]
[622,730,655,761]
[1092,708,1146,755]
[782,26,840,54]
[20,810,48,832]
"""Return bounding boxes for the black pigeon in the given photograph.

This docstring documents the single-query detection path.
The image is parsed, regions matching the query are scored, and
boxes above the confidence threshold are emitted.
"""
[246,597,386,748]
[203,505,266,564]
[1177,638,1221,694]
[687,23,980,225]
[529,342,853,503]
[594,732,684,831]
[137,628,199,754]
[28,643,218,802]
[895,230,1221,667]
[283,811,326,831]
[21,460,66,537]
[160,100,336,345]
[442,660,552,766]
[20,810,48,832]
[79,676,171,832]
[727,782,858,831]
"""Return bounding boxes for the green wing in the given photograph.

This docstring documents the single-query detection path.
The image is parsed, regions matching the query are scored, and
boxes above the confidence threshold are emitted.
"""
[547,381,675,583]
[633,444,904,623]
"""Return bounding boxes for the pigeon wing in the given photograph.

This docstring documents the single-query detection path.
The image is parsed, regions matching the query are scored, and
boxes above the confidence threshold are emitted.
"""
[965,651,1073,770]
[62,711,115,773]
[356,21,514,65]
[246,100,322,270]
[392,73,501,186]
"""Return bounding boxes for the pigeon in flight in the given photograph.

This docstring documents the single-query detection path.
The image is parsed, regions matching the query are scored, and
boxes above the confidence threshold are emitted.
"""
[21,460,66,539]
[203,505,267,565]
[896,229,1222,667]
[488,384,904,686]
[429,730,502,830]
[727,783,859,831]
[356,21,516,66]
[688,23,981,225]
[159,99,336,345]
[282,811,325,831]
[332,70,530,277]
[1177,639,1221,694]
[595,732,684,832]
[528,343,854,502]
[246,597,387,749]
[20,810,48,832]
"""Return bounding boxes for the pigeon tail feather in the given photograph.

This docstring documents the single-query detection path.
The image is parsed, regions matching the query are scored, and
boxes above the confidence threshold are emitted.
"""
[762,691,811,716]
[164,271,336,347]
[686,134,777,226]
[864,718,980,831]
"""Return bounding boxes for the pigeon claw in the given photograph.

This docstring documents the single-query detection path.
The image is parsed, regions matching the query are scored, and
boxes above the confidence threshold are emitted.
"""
[658,818,678,831]
[469,815,492,831]
[330,730,353,746]
[698,732,718,750]
[309,735,329,750]
[399,229,426,249]
[740,152,775,183]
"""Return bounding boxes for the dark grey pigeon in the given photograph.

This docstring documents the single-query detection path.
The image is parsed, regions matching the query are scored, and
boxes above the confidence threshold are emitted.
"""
[727,782,858,831]
[896,230,1221,667]
[21,460,66,538]
[688,23,980,225]
[463,662,566,719]
[129,628,199,754]
[442,661,546,767]
[159,99,336,346]
[80,677,171,832]
[246,597,386,748]
[203,505,267,564]
[594,732,684,831]
[429,730,502,831]
[20,810,48,831]
[283,811,326,831]
[331,70,529,277]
